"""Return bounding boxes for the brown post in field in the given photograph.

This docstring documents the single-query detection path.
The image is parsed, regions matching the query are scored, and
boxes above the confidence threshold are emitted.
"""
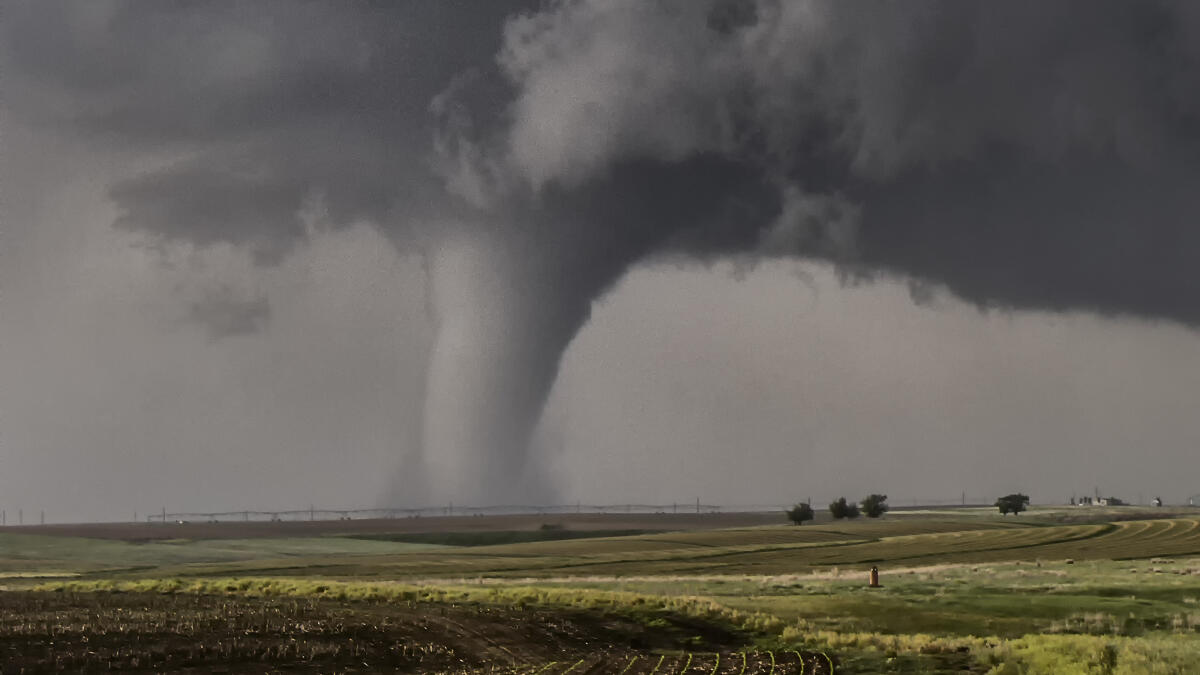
[869,566,880,588]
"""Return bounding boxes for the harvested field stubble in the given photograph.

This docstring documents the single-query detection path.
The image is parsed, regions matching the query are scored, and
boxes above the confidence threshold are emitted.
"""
[0,590,800,674]
[1,591,462,672]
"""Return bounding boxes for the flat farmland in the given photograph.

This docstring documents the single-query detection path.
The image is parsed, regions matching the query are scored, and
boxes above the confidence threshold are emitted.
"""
[5,508,1200,673]
[64,513,1200,582]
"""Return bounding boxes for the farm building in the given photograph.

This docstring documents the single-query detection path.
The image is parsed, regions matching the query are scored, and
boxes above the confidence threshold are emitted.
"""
[1073,495,1126,506]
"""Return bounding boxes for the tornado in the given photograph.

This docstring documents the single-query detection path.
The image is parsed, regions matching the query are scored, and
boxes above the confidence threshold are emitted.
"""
[421,230,592,504]
[418,155,784,504]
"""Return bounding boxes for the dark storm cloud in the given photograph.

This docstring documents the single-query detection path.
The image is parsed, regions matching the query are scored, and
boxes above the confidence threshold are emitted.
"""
[110,161,307,265]
[852,153,1200,323]
[429,0,1200,325]
[10,0,1200,502]
[13,0,1198,323]
[5,0,534,259]
[186,285,270,340]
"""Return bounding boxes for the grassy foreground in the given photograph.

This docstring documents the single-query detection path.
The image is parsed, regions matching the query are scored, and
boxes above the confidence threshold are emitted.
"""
[32,562,1200,674]
[4,509,1200,672]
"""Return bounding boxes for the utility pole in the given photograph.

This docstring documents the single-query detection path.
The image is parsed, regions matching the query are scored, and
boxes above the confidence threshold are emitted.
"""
[18,509,22,525]
[40,511,44,525]
[696,497,700,514]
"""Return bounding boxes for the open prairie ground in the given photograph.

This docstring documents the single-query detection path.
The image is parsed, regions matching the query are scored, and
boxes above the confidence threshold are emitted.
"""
[3,507,1200,673]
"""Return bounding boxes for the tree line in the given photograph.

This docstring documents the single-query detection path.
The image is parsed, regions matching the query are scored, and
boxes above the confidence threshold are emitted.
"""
[785,494,889,525]
[785,492,1032,524]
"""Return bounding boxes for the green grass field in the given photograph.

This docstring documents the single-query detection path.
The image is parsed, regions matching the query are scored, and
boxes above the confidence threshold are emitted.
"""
[4,507,1200,673]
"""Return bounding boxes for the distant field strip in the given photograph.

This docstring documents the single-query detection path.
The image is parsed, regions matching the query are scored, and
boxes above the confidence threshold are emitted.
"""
[7,517,1200,581]
[0,532,446,575]
[480,518,1025,556]
[369,518,1200,577]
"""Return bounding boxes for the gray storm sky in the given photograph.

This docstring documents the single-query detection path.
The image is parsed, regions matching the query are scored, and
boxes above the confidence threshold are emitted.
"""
[3,1,1200,521]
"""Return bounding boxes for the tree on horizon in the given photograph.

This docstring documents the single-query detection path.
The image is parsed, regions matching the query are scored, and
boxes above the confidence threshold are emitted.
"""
[786,502,814,525]
[995,493,1030,516]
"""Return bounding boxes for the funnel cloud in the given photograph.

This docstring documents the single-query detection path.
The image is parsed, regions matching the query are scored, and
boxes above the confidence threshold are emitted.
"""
[7,0,1200,505]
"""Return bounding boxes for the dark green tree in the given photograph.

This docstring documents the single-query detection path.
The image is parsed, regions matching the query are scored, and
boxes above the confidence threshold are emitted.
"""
[860,494,889,518]
[786,502,814,525]
[829,497,860,519]
[995,493,1030,516]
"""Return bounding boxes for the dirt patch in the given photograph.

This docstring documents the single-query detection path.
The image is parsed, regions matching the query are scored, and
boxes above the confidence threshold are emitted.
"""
[0,590,831,673]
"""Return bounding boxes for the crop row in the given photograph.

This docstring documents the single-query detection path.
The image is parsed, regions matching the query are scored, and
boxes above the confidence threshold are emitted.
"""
[708,518,1200,570]
[365,518,1200,580]
[510,650,835,674]
[466,519,1021,559]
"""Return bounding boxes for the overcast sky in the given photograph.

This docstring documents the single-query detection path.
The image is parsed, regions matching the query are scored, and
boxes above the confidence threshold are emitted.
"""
[3,1,1200,522]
